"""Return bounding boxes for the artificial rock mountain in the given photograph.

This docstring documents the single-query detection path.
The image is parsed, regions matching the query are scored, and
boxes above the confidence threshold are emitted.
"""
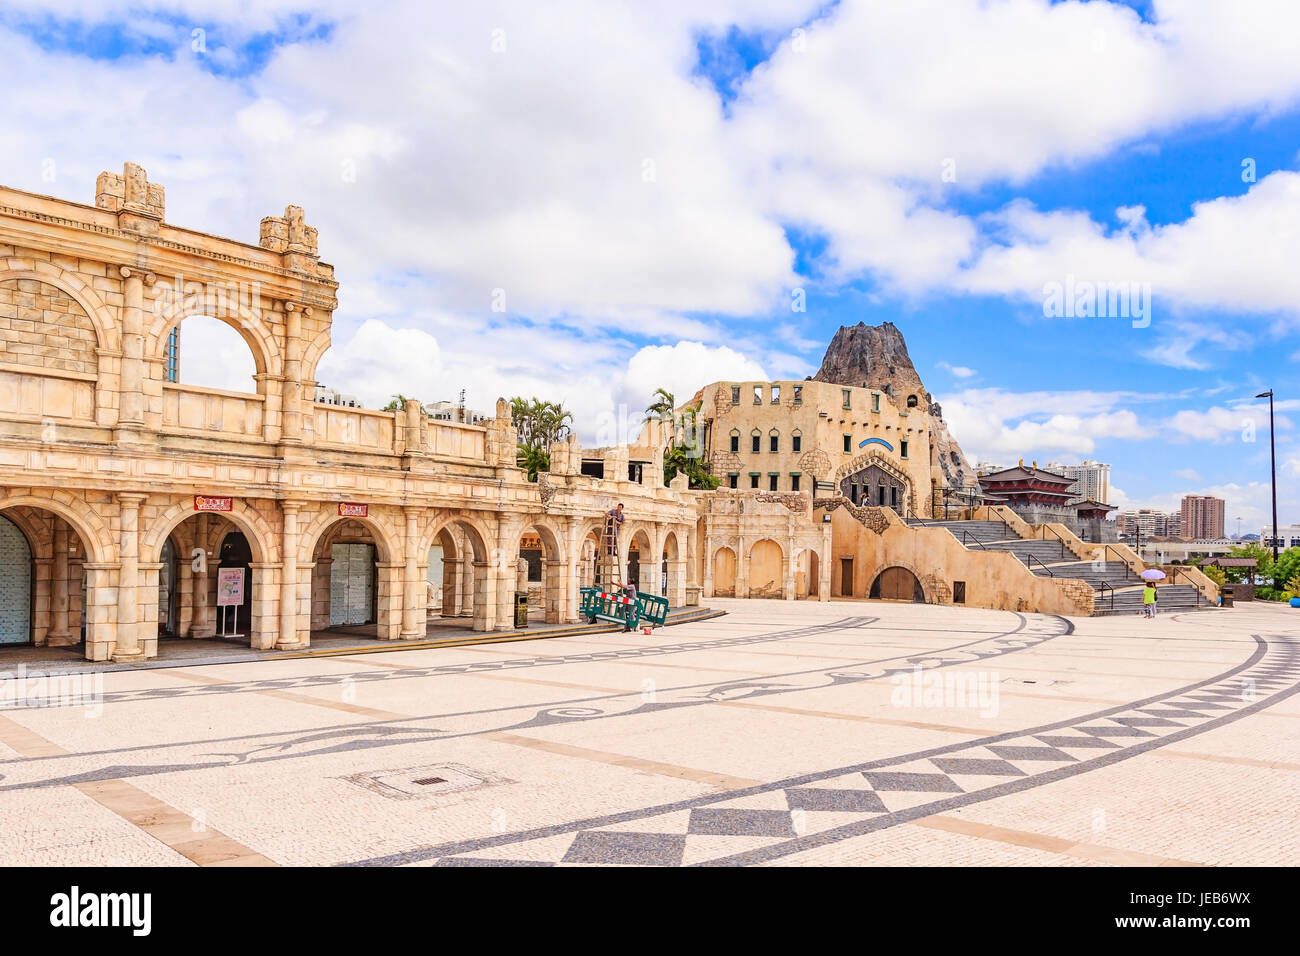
[812,321,975,493]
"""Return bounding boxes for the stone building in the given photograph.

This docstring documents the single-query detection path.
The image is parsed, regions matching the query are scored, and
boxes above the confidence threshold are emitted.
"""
[0,162,834,660]
[684,377,958,516]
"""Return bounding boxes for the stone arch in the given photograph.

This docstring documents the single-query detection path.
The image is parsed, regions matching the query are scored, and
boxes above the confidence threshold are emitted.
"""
[422,512,492,564]
[869,564,929,603]
[517,517,567,624]
[748,538,784,598]
[301,326,333,386]
[0,277,100,377]
[297,509,401,567]
[142,498,277,565]
[0,259,120,353]
[0,491,113,563]
[145,287,282,381]
[622,524,652,590]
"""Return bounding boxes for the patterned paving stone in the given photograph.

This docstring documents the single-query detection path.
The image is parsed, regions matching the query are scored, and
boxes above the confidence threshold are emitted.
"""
[785,787,888,813]
[930,757,1026,777]
[863,771,964,793]
[986,745,1077,763]
[688,808,799,838]
[562,830,687,866]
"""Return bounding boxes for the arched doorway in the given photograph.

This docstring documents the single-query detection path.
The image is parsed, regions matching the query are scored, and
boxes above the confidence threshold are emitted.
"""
[795,548,819,599]
[0,514,32,644]
[423,518,494,632]
[713,547,737,597]
[626,528,651,591]
[870,566,925,603]
[0,504,95,649]
[518,523,565,623]
[748,539,784,598]
[310,519,381,635]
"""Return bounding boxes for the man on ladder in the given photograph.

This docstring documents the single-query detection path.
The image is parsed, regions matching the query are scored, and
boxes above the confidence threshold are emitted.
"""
[598,503,625,588]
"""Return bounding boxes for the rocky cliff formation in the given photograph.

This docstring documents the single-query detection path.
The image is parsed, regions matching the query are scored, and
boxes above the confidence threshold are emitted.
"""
[812,321,974,492]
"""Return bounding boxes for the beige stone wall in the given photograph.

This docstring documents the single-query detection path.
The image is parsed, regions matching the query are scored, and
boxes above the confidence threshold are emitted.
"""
[0,277,98,375]
[822,505,1094,616]
[684,379,941,515]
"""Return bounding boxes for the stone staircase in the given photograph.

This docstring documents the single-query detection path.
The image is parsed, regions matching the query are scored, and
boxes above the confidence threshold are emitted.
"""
[908,517,1213,616]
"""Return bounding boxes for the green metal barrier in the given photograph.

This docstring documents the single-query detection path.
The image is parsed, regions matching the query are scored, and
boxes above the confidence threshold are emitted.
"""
[579,586,639,631]
[635,592,669,629]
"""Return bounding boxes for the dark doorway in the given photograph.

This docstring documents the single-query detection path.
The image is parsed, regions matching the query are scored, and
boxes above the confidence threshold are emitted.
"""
[158,537,179,637]
[840,557,854,596]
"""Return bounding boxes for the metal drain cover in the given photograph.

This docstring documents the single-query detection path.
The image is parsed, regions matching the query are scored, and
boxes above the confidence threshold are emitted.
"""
[343,762,508,800]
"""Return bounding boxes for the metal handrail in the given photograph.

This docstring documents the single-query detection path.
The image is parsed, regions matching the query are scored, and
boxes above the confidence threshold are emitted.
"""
[1024,552,1054,576]
[1167,567,1205,606]
[1091,544,1139,580]
[1039,524,1071,561]
[1097,581,1115,612]
[960,529,988,550]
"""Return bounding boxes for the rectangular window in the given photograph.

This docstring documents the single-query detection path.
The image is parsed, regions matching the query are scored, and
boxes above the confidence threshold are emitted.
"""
[730,434,739,453]
[749,473,760,489]
[790,474,801,492]
[753,385,763,405]
[728,473,738,489]
[165,327,180,383]
[871,392,880,412]
[792,435,802,453]
[771,385,781,404]
[731,385,741,405]
[751,434,761,453]
[793,385,802,405]
[901,440,909,459]
[842,388,852,409]
[768,474,779,491]
[953,581,966,604]
[843,434,852,453]
[770,434,779,453]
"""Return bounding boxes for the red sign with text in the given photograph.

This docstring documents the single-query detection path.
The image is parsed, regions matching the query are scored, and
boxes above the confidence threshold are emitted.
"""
[194,495,233,512]
[338,502,368,518]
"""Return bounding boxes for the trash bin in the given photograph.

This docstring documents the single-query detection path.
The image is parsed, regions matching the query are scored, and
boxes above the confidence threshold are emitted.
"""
[1221,586,1233,608]
[514,592,529,628]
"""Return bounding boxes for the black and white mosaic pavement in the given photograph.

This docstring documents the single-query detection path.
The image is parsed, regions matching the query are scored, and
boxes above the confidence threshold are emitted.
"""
[342,632,1300,867]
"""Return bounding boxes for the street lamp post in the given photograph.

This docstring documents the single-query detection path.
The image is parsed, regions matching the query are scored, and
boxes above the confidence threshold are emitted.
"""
[1256,389,1278,578]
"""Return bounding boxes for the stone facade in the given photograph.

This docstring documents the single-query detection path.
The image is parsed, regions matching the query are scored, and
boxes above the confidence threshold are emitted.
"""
[0,163,836,662]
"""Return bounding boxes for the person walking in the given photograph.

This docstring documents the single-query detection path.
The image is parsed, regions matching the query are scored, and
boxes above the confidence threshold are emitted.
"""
[1143,581,1158,619]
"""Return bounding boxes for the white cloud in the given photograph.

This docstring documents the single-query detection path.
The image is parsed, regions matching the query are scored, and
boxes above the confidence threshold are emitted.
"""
[1164,402,1293,443]
[937,361,976,379]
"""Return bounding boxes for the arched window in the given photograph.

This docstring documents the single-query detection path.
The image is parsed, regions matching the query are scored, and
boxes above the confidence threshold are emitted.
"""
[791,429,802,453]
[751,429,761,454]
[169,316,257,393]
[906,394,919,408]
[729,429,740,454]
[769,429,780,453]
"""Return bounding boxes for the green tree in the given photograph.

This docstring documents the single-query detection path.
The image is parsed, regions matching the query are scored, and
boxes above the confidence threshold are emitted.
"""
[508,396,572,482]
[1201,564,1227,588]
[1272,546,1300,589]
[664,442,720,490]
[382,393,410,412]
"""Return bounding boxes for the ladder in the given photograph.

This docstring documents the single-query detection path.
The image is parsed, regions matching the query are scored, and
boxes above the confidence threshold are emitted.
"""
[596,515,621,589]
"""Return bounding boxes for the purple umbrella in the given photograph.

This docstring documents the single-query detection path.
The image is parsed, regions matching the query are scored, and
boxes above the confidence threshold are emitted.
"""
[1140,569,1166,581]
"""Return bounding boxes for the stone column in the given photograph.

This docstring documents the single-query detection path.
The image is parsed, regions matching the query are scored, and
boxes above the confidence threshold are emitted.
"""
[81,562,118,662]
[783,547,796,601]
[702,534,714,597]
[472,560,492,631]
[48,518,74,645]
[116,268,147,439]
[281,304,305,447]
[277,502,305,649]
[401,507,424,639]
[113,493,147,661]
[191,514,213,637]
[819,522,832,602]
[736,536,749,599]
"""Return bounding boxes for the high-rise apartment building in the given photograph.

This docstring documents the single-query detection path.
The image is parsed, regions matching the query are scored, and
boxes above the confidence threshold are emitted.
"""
[1180,495,1225,540]
[1046,459,1111,504]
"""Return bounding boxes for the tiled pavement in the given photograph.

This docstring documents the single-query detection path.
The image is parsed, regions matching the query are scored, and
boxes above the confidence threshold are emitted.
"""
[1,599,1297,866]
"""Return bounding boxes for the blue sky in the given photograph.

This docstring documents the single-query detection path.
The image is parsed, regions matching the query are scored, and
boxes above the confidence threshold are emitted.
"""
[0,0,1296,527]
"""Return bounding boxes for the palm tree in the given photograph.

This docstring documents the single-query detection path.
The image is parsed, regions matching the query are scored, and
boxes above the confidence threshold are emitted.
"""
[644,387,675,423]
[382,393,410,412]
